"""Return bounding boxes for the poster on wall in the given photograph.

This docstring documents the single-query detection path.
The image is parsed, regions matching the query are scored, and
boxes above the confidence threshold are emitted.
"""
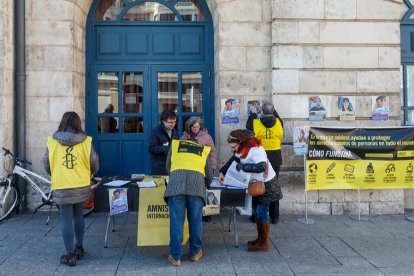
[306,127,414,191]
[293,126,310,155]
[203,189,221,216]
[372,96,389,121]
[308,96,327,121]
[337,96,355,121]
[221,98,240,124]
[247,100,262,118]
[108,188,128,215]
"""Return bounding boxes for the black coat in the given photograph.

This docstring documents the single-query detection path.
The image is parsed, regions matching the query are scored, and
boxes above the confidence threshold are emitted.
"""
[219,155,282,205]
[148,124,178,175]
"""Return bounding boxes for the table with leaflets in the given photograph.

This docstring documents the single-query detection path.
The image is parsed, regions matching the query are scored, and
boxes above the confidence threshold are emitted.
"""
[99,176,189,248]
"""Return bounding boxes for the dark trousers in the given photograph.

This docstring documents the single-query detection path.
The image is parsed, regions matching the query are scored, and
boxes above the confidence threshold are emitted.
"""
[269,200,279,220]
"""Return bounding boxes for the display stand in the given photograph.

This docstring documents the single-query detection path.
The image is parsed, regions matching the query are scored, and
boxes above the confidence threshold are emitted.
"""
[350,189,368,221]
[297,155,315,225]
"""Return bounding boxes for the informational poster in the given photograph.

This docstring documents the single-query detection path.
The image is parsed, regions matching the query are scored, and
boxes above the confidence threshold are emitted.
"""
[221,98,240,124]
[372,96,389,121]
[308,96,327,121]
[203,189,221,216]
[109,188,128,215]
[247,100,262,117]
[337,96,355,121]
[293,126,310,155]
[137,177,189,246]
[306,127,414,191]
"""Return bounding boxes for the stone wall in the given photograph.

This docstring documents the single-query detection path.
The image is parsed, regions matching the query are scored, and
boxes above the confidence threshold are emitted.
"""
[2,0,408,213]
[272,0,404,215]
[24,0,92,209]
[0,1,14,171]
[215,0,273,167]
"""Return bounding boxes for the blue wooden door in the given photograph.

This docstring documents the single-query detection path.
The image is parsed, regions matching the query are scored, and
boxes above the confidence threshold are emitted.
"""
[86,1,214,176]
[88,65,151,176]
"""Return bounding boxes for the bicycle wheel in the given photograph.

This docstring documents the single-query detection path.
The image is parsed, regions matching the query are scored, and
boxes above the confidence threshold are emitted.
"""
[0,184,19,223]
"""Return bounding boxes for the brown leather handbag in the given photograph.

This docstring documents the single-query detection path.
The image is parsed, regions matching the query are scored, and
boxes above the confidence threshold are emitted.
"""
[247,160,268,197]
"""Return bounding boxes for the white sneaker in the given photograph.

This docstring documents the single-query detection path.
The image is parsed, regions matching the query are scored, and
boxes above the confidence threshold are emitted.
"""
[236,206,252,216]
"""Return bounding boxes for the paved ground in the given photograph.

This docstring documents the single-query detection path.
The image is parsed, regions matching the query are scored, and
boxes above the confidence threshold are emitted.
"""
[1,210,414,276]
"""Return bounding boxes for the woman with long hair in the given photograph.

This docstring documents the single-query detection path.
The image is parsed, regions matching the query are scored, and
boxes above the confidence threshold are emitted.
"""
[218,129,282,251]
[44,111,99,266]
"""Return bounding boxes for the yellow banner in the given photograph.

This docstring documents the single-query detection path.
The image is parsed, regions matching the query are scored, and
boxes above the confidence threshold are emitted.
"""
[305,126,414,191]
[137,177,189,246]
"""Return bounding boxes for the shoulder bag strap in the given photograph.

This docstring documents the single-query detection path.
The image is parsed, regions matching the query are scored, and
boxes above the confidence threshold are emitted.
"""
[263,160,269,179]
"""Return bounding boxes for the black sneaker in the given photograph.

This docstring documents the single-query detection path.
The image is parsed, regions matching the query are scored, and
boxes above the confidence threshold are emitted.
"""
[60,253,77,266]
[271,218,279,224]
[249,215,255,222]
[203,216,212,222]
[74,244,85,260]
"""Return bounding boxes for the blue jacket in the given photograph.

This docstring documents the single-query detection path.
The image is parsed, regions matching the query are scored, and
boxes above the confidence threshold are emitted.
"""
[148,124,178,175]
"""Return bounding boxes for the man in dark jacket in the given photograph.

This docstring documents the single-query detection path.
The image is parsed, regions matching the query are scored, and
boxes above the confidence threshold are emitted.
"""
[246,101,283,224]
[148,110,179,175]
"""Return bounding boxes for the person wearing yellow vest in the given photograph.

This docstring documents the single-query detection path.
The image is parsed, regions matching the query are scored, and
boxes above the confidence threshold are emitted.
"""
[164,139,212,267]
[247,101,284,224]
[43,112,99,267]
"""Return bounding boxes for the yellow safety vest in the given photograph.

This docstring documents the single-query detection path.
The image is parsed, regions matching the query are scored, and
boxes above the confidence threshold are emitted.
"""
[47,136,92,190]
[170,140,211,176]
[253,118,283,151]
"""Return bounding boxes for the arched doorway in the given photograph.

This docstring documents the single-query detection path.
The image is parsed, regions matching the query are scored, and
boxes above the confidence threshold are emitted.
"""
[86,0,214,176]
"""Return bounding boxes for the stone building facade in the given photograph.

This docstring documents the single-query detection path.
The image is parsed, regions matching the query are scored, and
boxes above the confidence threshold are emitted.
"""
[0,0,410,214]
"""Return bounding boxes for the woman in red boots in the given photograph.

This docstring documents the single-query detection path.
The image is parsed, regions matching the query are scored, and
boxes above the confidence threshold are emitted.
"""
[218,129,282,251]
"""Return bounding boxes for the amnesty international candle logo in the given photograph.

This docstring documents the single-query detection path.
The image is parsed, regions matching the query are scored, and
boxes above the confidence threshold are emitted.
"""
[62,146,77,169]
[306,127,414,190]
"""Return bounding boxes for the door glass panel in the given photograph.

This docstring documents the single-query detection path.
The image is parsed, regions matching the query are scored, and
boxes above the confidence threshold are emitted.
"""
[123,72,144,113]
[174,0,205,21]
[123,2,177,21]
[182,72,202,112]
[98,116,118,133]
[406,66,414,106]
[123,117,144,133]
[98,72,118,133]
[94,0,127,21]
[158,72,178,112]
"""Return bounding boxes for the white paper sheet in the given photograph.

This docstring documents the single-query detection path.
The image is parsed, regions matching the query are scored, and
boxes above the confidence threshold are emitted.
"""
[222,161,251,188]
[103,180,131,187]
[137,181,157,188]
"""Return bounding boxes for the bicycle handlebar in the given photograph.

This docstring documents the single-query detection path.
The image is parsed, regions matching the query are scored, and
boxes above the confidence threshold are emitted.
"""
[2,147,32,165]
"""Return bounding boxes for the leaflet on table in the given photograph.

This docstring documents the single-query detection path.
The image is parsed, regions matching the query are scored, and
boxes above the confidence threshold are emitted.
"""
[137,181,157,188]
[210,179,244,189]
[103,180,131,187]
[222,161,250,188]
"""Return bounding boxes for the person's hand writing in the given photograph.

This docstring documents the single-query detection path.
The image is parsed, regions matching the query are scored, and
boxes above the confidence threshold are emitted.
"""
[218,172,225,184]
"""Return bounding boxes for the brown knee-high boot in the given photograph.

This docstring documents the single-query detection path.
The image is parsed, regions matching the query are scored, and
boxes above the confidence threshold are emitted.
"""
[248,221,270,252]
[247,220,261,246]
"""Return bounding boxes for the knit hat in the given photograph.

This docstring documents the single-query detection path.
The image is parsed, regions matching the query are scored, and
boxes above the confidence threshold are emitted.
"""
[227,129,255,143]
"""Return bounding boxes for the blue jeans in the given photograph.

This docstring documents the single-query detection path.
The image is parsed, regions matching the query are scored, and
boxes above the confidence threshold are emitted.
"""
[59,202,85,253]
[255,203,270,223]
[168,195,204,260]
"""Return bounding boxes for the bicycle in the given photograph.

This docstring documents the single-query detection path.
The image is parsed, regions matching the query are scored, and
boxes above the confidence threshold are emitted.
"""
[0,147,100,224]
